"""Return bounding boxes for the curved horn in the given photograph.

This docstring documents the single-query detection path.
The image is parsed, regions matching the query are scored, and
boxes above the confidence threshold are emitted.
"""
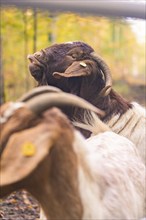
[26,92,105,117]
[90,52,112,96]
[41,49,47,56]
[18,86,62,102]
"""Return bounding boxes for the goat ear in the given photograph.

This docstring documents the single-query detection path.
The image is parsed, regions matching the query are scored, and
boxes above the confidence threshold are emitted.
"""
[0,122,54,186]
[53,60,93,78]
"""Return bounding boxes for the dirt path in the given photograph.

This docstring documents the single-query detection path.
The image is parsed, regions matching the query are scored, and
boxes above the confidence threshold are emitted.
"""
[0,190,40,220]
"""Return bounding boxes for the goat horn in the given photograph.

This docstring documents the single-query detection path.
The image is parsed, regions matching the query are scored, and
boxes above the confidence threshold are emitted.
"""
[90,52,112,96]
[41,49,47,55]
[26,92,105,117]
[18,86,62,102]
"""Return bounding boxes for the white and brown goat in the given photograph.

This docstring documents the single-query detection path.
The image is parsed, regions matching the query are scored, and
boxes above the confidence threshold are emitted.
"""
[0,86,145,220]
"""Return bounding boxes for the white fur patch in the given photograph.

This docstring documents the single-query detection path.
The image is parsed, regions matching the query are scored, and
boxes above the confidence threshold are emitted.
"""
[72,131,145,219]
[107,103,146,163]
[72,131,102,219]
[0,102,25,124]
[39,208,47,220]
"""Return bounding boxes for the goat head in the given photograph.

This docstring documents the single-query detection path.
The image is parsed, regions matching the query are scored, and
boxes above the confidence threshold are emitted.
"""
[28,42,112,98]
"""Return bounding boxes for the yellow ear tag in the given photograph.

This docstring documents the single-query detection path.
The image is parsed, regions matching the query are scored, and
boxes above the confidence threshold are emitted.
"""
[22,142,36,157]
[80,62,87,67]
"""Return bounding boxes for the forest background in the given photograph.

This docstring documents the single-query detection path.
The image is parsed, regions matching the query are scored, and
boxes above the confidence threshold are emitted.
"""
[0,7,145,106]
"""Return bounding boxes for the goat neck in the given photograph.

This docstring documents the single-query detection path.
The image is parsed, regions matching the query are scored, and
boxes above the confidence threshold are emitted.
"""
[96,89,132,122]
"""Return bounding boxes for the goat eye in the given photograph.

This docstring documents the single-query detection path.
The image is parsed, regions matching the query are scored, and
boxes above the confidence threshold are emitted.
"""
[71,54,77,59]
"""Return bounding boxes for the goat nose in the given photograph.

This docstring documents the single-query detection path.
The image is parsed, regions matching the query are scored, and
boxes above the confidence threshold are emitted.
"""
[27,54,35,63]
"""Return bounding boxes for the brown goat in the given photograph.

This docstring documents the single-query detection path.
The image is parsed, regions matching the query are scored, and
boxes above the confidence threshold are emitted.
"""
[28,41,146,163]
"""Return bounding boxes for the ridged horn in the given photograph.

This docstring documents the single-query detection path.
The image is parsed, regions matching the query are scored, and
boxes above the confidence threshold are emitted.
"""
[18,86,62,102]
[26,92,105,117]
[90,52,112,96]
[41,49,47,56]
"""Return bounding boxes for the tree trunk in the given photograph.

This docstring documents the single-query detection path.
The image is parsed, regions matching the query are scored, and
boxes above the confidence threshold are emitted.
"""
[0,8,5,104]
[23,10,29,91]
[33,8,37,53]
